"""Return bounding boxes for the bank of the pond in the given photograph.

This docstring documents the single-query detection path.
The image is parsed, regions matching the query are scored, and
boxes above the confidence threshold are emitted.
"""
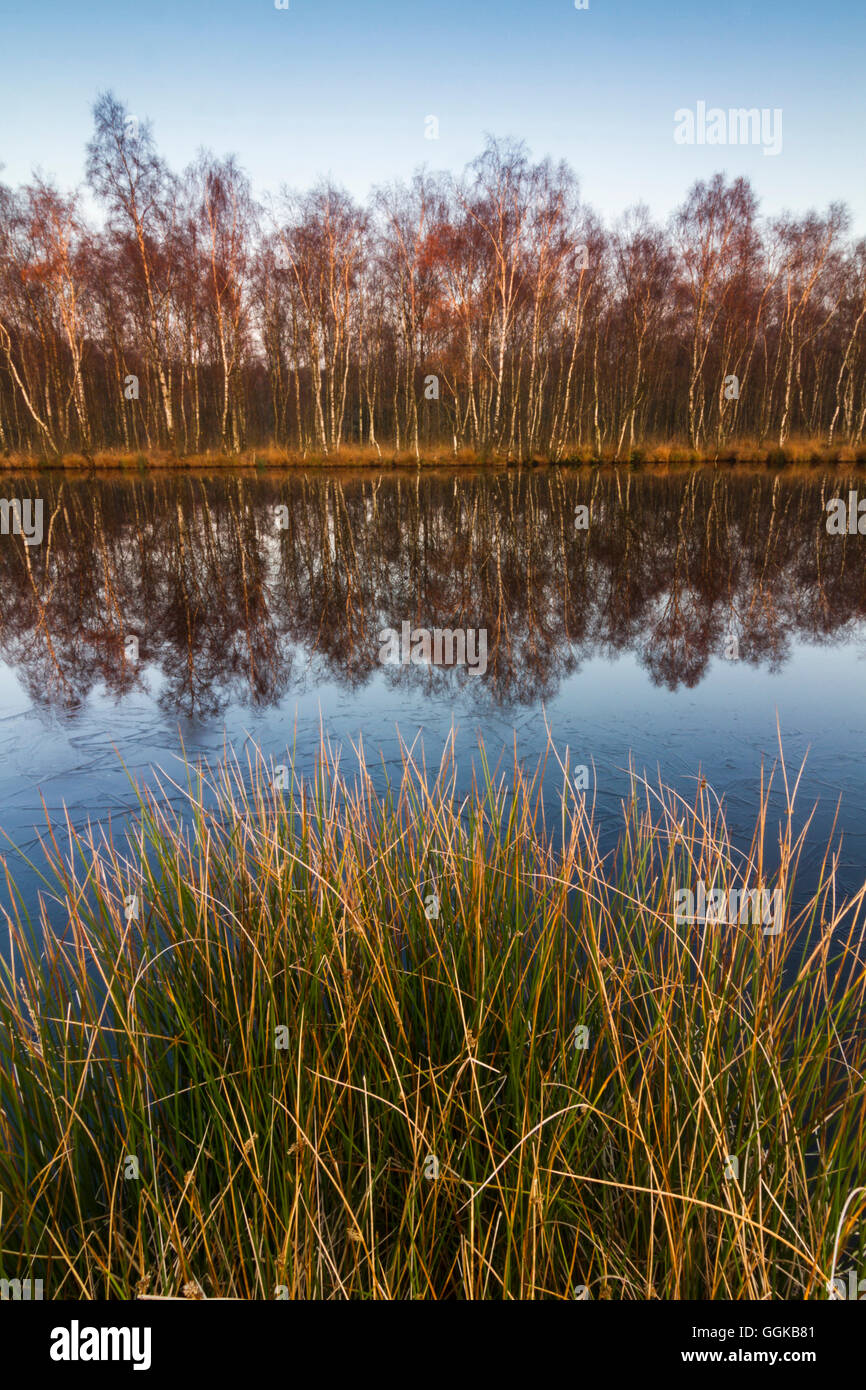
[3,437,866,471]
[0,742,864,1299]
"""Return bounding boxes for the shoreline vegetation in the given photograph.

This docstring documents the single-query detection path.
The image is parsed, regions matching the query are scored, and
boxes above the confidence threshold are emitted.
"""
[3,436,866,471]
[1,738,864,1299]
[2,97,866,464]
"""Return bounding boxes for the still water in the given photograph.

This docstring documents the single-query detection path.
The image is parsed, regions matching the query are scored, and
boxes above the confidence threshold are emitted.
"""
[0,465,864,924]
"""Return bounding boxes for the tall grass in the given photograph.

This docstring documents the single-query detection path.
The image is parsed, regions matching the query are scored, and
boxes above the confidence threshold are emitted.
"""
[3,435,866,470]
[0,736,864,1299]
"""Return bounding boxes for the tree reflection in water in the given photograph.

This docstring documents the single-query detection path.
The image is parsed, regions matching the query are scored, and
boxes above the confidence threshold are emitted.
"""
[0,466,863,718]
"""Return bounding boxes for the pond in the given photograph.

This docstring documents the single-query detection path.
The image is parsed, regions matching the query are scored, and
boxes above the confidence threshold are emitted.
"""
[0,464,864,931]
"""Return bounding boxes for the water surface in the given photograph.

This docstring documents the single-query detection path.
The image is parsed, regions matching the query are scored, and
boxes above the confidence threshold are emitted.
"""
[0,465,864,925]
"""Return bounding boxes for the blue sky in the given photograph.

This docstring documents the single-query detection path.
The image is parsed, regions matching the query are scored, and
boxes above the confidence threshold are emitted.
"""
[1,0,864,230]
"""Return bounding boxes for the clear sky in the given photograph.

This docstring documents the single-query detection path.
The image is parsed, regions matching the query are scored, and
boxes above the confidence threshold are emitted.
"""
[1,0,864,231]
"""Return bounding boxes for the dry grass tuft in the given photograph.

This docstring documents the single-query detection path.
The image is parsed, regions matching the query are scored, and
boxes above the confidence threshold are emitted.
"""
[0,735,864,1299]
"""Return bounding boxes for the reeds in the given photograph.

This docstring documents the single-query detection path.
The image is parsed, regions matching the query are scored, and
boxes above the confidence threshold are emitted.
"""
[3,437,866,471]
[0,735,864,1299]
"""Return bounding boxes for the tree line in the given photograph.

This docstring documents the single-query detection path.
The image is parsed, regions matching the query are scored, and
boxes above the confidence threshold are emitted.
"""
[1,92,865,458]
